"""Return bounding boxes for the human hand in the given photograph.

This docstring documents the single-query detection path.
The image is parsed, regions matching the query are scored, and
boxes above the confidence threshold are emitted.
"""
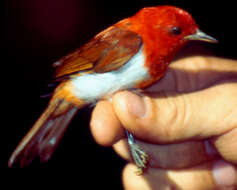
[90,56,237,190]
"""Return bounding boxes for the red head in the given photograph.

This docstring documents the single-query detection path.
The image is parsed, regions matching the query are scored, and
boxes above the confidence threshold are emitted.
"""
[131,6,198,51]
[117,6,217,80]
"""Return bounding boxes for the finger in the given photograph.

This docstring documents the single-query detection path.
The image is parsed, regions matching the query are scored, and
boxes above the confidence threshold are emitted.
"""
[122,160,237,190]
[112,81,237,143]
[90,100,124,146]
[113,139,218,169]
[148,56,237,93]
[212,127,237,164]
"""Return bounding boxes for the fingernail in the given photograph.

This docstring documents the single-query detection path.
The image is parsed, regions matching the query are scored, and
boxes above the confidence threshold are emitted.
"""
[213,160,237,187]
[126,93,146,117]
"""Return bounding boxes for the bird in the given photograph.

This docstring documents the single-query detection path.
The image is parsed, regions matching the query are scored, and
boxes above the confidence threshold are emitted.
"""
[8,5,217,172]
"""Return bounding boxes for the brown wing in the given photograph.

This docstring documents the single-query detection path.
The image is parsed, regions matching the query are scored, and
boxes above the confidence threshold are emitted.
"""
[53,26,142,80]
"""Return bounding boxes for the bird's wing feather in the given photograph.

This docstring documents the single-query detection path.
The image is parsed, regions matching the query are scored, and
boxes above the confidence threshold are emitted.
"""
[53,26,142,80]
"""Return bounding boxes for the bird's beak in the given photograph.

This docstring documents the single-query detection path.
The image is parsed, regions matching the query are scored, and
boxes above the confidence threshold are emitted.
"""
[184,29,218,43]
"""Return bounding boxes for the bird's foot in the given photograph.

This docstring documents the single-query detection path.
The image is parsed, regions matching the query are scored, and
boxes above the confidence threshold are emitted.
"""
[126,130,149,175]
[130,143,149,175]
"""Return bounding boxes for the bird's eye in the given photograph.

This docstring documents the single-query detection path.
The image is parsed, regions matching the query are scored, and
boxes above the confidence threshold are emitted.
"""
[170,26,182,35]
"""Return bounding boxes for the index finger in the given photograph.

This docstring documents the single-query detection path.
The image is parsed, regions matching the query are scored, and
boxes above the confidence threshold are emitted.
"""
[147,56,237,93]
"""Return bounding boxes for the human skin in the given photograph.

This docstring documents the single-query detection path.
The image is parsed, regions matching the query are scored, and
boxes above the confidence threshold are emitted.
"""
[90,56,237,190]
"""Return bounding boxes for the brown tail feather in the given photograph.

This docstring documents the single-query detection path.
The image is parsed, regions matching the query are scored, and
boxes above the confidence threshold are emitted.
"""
[8,98,85,168]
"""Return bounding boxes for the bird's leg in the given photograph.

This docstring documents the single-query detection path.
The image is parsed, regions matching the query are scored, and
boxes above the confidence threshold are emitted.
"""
[125,130,149,175]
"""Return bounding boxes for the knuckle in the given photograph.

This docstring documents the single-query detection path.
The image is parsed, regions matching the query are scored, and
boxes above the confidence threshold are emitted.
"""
[164,95,183,140]
[155,92,190,141]
[172,56,212,92]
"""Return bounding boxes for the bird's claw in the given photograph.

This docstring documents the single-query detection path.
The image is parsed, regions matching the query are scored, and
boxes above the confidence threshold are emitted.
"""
[126,130,149,174]
[129,143,149,175]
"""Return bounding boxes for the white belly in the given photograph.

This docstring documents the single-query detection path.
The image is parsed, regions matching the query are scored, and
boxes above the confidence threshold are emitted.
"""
[71,48,149,102]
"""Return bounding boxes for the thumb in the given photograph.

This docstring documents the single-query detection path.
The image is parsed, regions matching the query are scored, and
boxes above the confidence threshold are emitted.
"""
[112,80,237,144]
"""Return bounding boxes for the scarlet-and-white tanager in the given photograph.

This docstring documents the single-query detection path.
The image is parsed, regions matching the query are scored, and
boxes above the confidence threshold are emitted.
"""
[9,5,217,172]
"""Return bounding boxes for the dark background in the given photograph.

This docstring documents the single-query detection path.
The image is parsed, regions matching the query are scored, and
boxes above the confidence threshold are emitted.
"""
[2,0,236,188]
